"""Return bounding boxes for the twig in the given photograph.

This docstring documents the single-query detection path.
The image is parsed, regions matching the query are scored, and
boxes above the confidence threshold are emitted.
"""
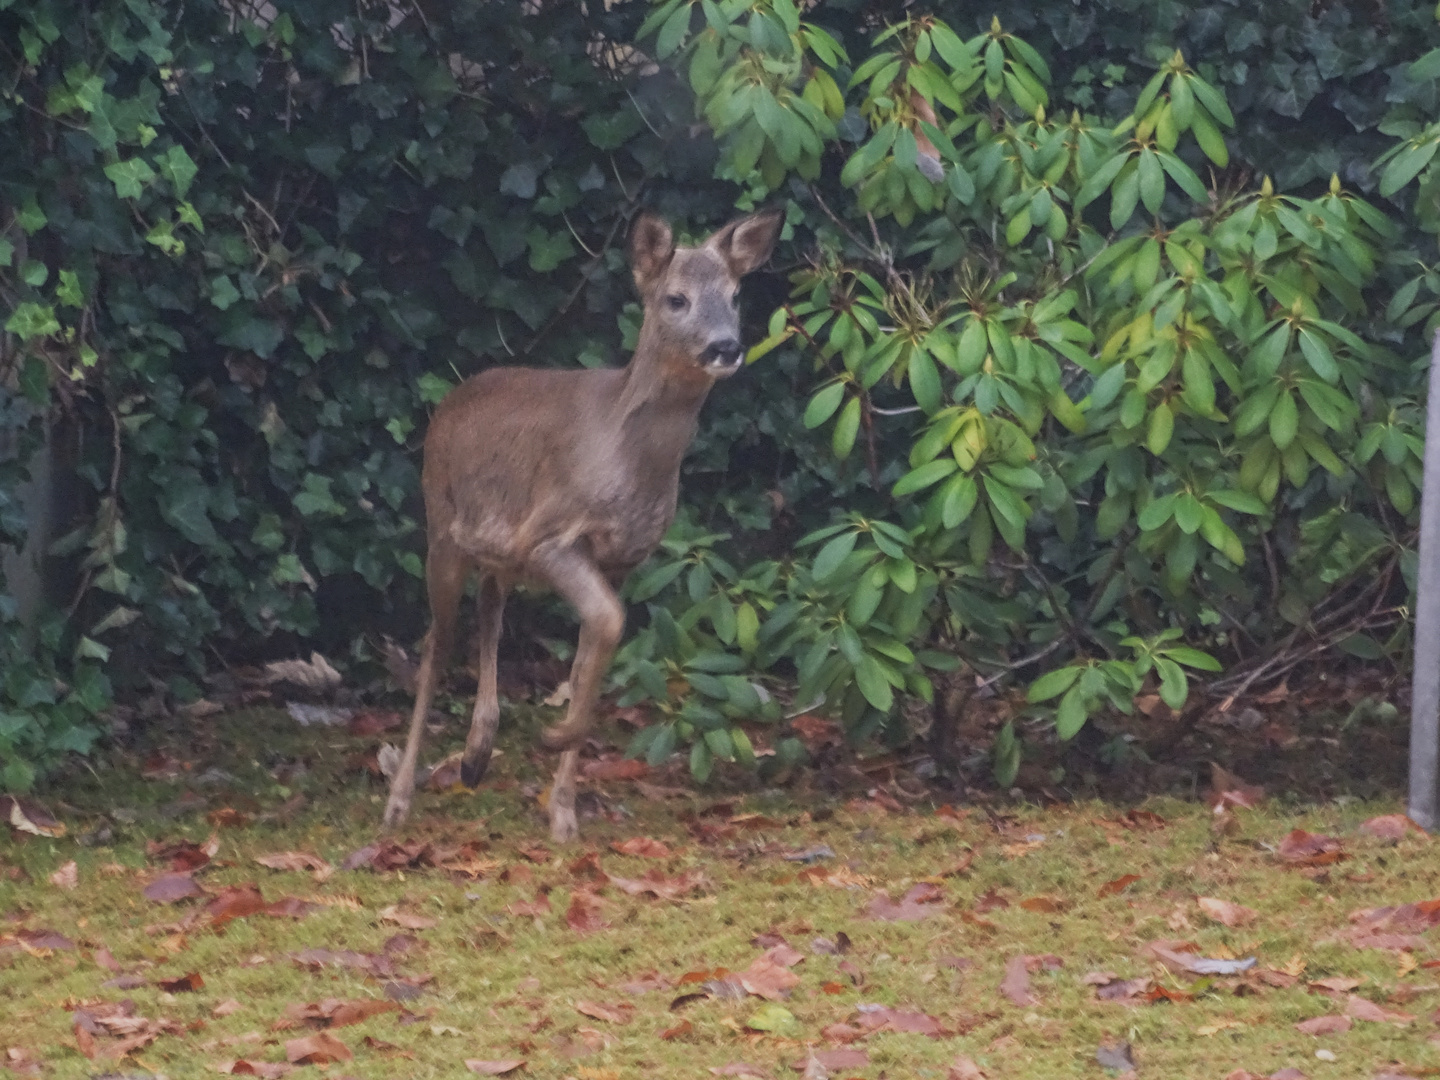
[562,212,599,258]
[869,404,922,416]
[521,206,632,359]
[976,637,1066,689]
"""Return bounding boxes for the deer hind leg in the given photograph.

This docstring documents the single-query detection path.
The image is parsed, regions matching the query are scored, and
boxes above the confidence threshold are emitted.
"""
[532,543,625,755]
[382,540,467,828]
[461,575,508,788]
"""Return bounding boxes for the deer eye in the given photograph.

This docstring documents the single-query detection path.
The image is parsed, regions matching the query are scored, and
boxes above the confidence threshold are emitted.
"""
[665,293,688,311]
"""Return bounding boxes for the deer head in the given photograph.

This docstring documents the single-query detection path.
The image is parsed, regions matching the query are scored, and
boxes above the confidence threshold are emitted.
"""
[628,209,782,380]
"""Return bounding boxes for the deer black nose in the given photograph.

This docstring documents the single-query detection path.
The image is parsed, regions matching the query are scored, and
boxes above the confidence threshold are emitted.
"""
[701,338,743,368]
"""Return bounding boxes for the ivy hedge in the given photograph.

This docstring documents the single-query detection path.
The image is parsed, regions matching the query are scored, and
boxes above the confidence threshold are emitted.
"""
[1,0,1438,790]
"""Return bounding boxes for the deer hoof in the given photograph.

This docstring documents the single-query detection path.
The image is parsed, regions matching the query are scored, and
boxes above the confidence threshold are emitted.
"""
[459,752,489,789]
[540,720,586,751]
[381,795,410,829]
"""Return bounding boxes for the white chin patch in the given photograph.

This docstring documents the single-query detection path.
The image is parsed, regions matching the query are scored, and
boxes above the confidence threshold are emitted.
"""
[703,356,744,377]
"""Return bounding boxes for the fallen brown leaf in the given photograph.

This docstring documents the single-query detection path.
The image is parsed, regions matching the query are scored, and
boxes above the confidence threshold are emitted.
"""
[609,837,671,858]
[864,882,945,922]
[737,947,802,1001]
[49,860,78,890]
[283,1032,351,1064]
[973,886,1010,912]
[1295,1014,1352,1035]
[1198,897,1259,927]
[574,1000,634,1025]
[155,971,204,993]
[1098,874,1141,897]
[143,872,206,904]
[279,998,397,1029]
[1000,955,1035,1006]
[1,794,66,837]
[659,1019,692,1040]
[948,1056,987,1080]
[582,756,649,782]
[378,905,438,930]
[254,852,332,876]
[1345,994,1414,1024]
[1277,829,1346,866]
[565,889,608,933]
[516,843,553,864]
[1358,814,1423,841]
[147,834,220,872]
[204,884,269,928]
[1020,895,1066,913]
[215,1061,293,1078]
[465,1062,525,1076]
[791,1048,868,1072]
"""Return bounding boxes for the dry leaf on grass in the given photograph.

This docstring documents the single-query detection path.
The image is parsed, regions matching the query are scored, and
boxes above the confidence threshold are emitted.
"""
[264,652,341,692]
[737,947,803,1001]
[1,794,65,837]
[465,1062,526,1075]
[143,872,206,904]
[279,999,397,1030]
[1295,1014,1352,1035]
[1358,814,1423,841]
[254,852,332,877]
[284,1032,352,1064]
[574,1000,634,1025]
[1344,994,1414,1024]
[604,868,707,900]
[948,1056,987,1080]
[155,971,204,992]
[609,836,671,858]
[1000,955,1035,1006]
[583,757,649,782]
[1198,897,1259,927]
[378,905,438,930]
[864,882,945,922]
[49,860,78,890]
[790,1049,867,1071]
[565,889,609,933]
[1277,829,1346,866]
[215,1061,293,1078]
[1098,874,1141,897]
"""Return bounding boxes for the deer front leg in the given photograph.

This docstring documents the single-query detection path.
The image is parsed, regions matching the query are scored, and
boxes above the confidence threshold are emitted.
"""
[383,543,466,828]
[532,543,625,754]
[461,575,508,788]
[548,747,581,843]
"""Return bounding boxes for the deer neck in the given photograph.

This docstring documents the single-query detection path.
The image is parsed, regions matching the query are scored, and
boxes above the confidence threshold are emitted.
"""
[616,324,714,423]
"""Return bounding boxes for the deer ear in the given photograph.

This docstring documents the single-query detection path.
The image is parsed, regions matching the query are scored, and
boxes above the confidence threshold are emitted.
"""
[706,209,782,277]
[629,212,674,294]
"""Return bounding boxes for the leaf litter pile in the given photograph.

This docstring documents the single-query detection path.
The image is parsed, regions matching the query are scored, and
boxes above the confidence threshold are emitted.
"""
[2,713,1440,1078]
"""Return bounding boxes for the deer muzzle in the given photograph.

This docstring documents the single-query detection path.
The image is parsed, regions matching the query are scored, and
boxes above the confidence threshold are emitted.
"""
[699,338,744,376]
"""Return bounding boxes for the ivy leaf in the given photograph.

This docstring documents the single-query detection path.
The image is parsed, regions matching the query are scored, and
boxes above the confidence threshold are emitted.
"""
[103,157,156,199]
[499,162,538,199]
[157,144,198,197]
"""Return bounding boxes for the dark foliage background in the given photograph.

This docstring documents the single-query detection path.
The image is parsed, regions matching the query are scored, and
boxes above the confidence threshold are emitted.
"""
[1,0,1436,790]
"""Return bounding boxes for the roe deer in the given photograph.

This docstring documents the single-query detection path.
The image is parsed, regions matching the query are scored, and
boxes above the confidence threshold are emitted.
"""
[382,209,781,841]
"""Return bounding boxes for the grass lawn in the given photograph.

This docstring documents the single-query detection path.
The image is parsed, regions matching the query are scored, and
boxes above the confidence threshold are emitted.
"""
[1,702,1435,1080]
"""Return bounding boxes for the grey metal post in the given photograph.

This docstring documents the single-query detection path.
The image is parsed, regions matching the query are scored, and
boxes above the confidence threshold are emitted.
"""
[1409,328,1440,830]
